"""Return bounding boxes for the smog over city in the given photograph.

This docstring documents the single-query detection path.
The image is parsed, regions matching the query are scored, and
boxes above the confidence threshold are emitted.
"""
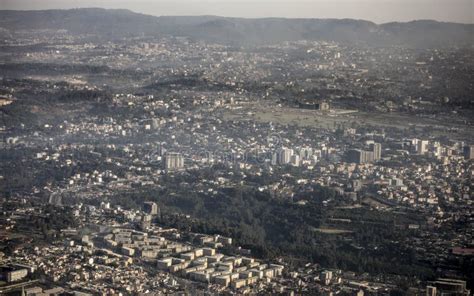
[0,0,473,295]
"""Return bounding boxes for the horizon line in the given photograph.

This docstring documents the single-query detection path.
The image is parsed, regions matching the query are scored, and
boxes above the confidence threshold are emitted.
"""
[0,7,473,25]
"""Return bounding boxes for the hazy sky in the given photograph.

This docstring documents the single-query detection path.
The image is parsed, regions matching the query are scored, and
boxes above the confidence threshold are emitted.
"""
[1,0,473,24]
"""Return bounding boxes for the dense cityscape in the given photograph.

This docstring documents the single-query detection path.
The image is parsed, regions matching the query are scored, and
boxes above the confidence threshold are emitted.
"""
[0,7,473,296]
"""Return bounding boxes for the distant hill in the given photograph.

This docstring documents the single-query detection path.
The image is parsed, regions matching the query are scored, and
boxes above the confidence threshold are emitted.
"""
[0,8,473,47]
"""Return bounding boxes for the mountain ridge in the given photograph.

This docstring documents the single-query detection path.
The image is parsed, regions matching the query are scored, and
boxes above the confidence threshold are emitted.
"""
[0,8,473,47]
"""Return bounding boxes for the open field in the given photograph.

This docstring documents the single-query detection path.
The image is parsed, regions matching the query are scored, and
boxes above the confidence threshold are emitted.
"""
[222,102,474,140]
[311,227,353,234]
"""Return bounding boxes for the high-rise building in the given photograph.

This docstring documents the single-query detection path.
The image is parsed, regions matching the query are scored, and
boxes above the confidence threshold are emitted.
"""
[363,150,374,163]
[140,215,152,231]
[371,143,382,161]
[144,201,158,215]
[273,148,294,165]
[299,147,313,159]
[348,149,362,164]
[290,154,300,167]
[463,145,474,160]
[164,152,184,171]
[432,142,442,157]
[417,140,429,155]
[348,149,374,164]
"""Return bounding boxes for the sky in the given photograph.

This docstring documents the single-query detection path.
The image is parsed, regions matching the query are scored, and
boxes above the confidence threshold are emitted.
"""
[0,0,473,24]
